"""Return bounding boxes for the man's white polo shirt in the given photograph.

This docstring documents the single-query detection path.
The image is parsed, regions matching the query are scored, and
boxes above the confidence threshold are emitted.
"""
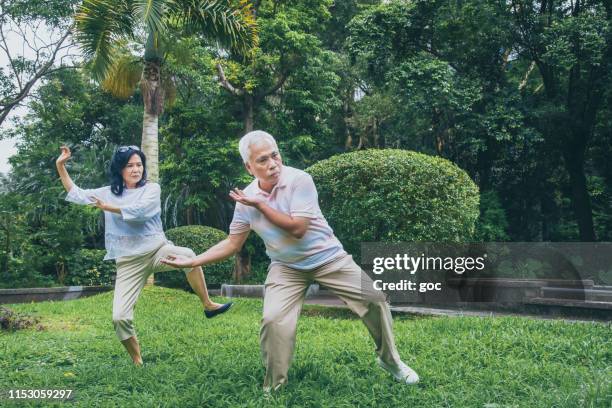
[229,165,346,270]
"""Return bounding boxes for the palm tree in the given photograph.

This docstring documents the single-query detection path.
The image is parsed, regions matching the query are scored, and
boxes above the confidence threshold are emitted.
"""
[74,0,258,181]
[75,1,257,284]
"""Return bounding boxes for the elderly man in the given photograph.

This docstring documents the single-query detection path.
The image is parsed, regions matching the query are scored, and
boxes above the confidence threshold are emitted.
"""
[161,130,419,391]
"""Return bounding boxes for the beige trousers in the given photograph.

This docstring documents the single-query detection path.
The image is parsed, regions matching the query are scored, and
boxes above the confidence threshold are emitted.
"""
[261,254,402,389]
[113,241,196,341]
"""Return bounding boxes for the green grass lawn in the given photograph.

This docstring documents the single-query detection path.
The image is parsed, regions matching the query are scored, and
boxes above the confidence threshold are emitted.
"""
[0,287,610,407]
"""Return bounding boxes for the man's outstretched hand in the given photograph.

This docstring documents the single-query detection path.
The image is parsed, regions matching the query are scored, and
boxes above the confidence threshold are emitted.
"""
[160,255,194,268]
[229,188,264,208]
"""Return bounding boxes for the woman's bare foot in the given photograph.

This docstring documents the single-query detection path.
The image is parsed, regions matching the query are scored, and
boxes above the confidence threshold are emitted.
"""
[121,336,143,366]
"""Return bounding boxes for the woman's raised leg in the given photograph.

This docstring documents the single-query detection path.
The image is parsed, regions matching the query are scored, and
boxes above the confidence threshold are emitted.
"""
[186,266,224,311]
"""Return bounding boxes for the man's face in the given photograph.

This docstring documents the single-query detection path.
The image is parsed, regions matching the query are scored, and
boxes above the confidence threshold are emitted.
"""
[246,140,282,188]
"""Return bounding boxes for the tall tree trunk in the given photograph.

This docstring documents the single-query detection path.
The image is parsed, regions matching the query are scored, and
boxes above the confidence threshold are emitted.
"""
[233,95,255,283]
[141,60,164,183]
[142,110,159,286]
[141,59,164,285]
[142,111,160,182]
[2,221,10,273]
[233,249,251,284]
[372,118,380,148]
[562,142,596,241]
[233,242,252,284]
[343,93,353,149]
[186,205,194,225]
[244,94,254,133]
[514,0,607,242]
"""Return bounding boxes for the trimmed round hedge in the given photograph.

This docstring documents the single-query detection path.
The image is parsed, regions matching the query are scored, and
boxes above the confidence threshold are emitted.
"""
[155,225,234,290]
[306,149,479,258]
[65,249,115,286]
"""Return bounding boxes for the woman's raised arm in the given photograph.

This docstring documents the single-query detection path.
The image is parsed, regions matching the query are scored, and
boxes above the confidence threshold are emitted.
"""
[56,146,75,193]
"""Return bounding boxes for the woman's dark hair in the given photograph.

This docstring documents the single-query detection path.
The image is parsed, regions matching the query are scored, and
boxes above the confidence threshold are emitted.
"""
[109,148,147,195]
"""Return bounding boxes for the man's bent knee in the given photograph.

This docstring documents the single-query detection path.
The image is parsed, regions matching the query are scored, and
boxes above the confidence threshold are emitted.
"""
[261,310,296,332]
[261,313,282,328]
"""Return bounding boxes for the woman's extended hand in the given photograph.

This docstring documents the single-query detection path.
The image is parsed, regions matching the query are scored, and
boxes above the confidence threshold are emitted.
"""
[160,255,194,269]
[90,196,121,214]
[56,146,71,166]
[90,196,107,210]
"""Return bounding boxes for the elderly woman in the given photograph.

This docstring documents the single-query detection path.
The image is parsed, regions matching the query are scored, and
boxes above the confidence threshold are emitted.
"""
[56,145,232,365]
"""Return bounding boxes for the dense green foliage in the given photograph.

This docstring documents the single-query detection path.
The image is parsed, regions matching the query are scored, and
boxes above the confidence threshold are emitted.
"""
[308,149,480,258]
[0,0,610,287]
[0,69,129,288]
[155,225,234,289]
[474,191,511,241]
[0,288,609,406]
[346,0,612,242]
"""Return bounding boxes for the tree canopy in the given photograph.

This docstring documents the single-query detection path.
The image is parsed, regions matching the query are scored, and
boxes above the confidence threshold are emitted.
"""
[1,0,610,287]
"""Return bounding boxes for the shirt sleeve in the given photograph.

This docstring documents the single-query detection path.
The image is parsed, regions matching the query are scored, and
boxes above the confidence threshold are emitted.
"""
[120,183,162,222]
[229,202,251,234]
[289,174,318,219]
[65,185,109,206]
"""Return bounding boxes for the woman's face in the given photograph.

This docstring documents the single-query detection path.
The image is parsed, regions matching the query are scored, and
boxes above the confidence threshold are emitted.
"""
[121,154,144,188]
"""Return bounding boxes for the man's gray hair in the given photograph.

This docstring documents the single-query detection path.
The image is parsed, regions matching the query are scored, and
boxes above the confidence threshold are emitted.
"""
[238,130,278,163]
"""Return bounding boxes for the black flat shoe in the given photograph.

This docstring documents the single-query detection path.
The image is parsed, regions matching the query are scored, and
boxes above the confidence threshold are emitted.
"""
[204,302,233,318]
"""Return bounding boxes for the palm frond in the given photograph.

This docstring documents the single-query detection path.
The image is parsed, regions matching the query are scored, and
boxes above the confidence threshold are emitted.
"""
[75,0,136,81]
[168,0,258,56]
[166,37,197,66]
[102,54,143,99]
[133,0,167,36]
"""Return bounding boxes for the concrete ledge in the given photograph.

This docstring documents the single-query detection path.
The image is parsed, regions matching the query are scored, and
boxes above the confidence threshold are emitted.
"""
[435,278,596,304]
[0,286,112,304]
[541,287,612,302]
[527,298,612,310]
[446,278,594,288]
[525,298,612,320]
[221,284,264,298]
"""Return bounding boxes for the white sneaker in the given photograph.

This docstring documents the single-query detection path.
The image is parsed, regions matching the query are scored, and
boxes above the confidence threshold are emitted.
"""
[263,383,283,394]
[377,357,420,385]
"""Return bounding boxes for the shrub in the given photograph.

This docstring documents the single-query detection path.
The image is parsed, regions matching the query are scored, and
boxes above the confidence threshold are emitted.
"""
[156,225,234,290]
[0,257,55,289]
[0,307,44,331]
[306,149,479,258]
[65,249,115,286]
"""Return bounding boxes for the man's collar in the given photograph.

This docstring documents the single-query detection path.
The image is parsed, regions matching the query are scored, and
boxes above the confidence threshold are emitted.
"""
[255,167,288,196]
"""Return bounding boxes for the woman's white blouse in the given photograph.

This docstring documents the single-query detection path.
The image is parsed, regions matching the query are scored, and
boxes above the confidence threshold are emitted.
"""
[66,182,167,260]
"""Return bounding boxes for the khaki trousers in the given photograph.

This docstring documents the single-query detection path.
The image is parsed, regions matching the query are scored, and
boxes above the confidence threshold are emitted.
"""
[113,241,196,341]
[261,254,401,389]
